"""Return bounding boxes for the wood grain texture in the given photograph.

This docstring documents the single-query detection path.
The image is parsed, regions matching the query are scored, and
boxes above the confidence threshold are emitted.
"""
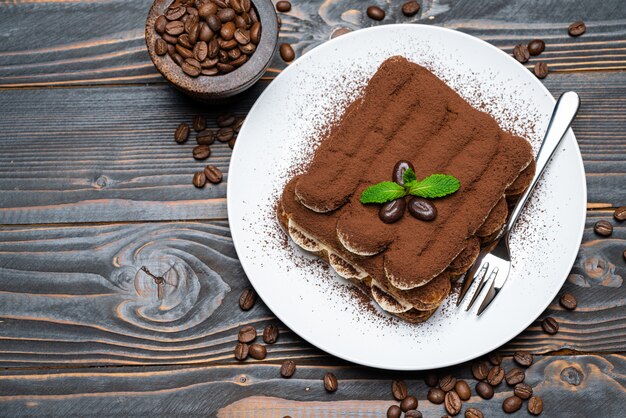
[0,71,625,225]
[0,354,623,417]
[0,0,625,87]
[0,211,623,368]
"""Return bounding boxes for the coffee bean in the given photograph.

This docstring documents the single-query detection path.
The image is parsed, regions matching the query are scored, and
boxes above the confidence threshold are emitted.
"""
[182,58,202,77]
[212,0,228,8]
[502,396,522,413]
[528,396,543,415]
[172,53,185,66]
[155,15,168,34]
[196,129,215,145]
[201,57,219,68]
[276,1,291,12]
[233,116,245,132]
[455,380,471,401]
[176,44,193,59]
[217,63,235,73]
[323,373,338,392]
[228,137,236,149]
[184,14,199,35]
[487,366,504,386]
[198,22,213,42]
[387,405,402,418]
[472,361,489,380]
[392,160,415,185]
[439,375,456,392]
[331,27,352,38]
[487,351,502,365]
[238,325,257,343]
[165,20,185,36]
[465,408,483,418]
[427,388,445,404]
[248,343,267,360]
[366,5,385,21]
[542,316,559,334]
[534,62,549,79]
[594,220,613,236]
[513,44,530,63]
[475,382,493,399]
[505,367,525,386]
[234,342,248,361]
[175,123,190,143]
[424,373,438,387]
[192,115,206,132]
[444,391,461,416]
[514,351,533,367]
[230,0,244,14]
[227,48,241,60]
[217,127,235,142]
[217,8,236,23]
[559,293,577,310]
[162,33,179,44]
[614,206,626,221]
[221,21,236,40]
[192,41,208,61]
[239,287,257,310]
[280,43,295,62]
[207,14,222,31]
[165,6,186,21]
[402,1,421,17]
[198,2,218,18]
[262,324,279,344]
[405,411,422,418]
[528,39,545,56]
[408,197,437,221]
[379,198,406,224]
[192,171,206,188]
[280,360,296,378]
[568,20,586,36]
[514,382,533,399]
[401,395,418,412]
[234,28,251,45]
[155,38,168,55]
[391,379,407,401]
[192,144,211,160]
[220,38,238,50]
[207,38,220,58]
[186,7,198,17]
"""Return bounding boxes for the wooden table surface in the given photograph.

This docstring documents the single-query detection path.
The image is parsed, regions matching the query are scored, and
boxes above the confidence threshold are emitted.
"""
[0,0,625,416]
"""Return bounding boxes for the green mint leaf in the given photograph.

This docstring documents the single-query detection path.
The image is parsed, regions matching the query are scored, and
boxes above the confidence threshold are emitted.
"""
[360,181,407,204]
[403,168,417,184]
[407,174,461,199]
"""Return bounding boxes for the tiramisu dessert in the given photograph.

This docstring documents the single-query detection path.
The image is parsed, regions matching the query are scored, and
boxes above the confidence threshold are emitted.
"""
[277,56,536,323]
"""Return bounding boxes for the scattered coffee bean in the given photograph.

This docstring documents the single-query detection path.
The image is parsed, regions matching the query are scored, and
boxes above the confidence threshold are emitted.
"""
[239,287,257,310]
[217,127,235,142]
[528,396,544,415]
[175,123,190,143]
[505,367,525,386]
[323,372,338,392]
[197,129,215,145]
[387,405,402,418]
[623,249,626,261]
[424,373,438,387]
[528,39,545,56]
[455,380,471,401]
[366,5,385,21]
[568,20,586,36]
[204,165,223,184]
[514,382,533,399]
[401,395,418,412]
[614,206,626,221]
[280,360,296,378]
[279,43,295,62]
[488,351,502,365]
[542,316,559,334]
[155,38,168,56]
[502,395,522,413]
[487,366,505,386]
[391,379,408,401]
[534,62,549,79]
[465,408,483,418]
[402,1,421,17]
[379,198,406,224]
[248,343,267,360]
[594,220,613,236]
[192,145,211,160]
[408,197,437,221]
[514,351,533,367]
[560,293,577,310]
[192,115,206,132]
[232,116,245,132]
[262,324,279,344]
[193,171,206,188]
[276,0,291,12]
[238,325,257,343]
[439,375,457,392]
[216,113,235,127]
[444,391,462,416]
[405,411,423,418]
[234,342,249,360]
[513,44,530,63]
[392,160,415,185]
[228,137,237,149]
[427,388,445,404]
[472,361,490,380]
[475,381,493,399]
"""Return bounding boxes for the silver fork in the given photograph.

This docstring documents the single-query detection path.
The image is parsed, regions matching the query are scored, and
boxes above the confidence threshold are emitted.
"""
[456,91,581,315]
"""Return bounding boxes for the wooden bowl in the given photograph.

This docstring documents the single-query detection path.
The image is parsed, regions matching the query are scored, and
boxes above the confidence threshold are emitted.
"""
[145,0,278,101]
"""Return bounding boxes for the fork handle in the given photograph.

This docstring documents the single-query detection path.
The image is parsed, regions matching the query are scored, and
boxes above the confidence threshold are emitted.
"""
[506,91,581,235]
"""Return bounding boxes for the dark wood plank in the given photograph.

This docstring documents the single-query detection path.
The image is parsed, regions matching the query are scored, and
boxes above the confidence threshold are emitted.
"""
[0,0,625,88]
[0,211,623,368]
[1,71,624,225]
[0,354,623,416]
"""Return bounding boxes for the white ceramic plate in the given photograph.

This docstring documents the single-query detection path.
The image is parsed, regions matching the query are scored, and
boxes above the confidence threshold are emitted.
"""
[228,25,586,370]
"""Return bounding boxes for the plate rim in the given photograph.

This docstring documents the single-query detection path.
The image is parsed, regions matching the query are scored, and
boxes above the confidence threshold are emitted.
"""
[227,23,587,370]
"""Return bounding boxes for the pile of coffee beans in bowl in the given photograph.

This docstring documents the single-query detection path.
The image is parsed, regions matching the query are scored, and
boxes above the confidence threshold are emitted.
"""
[153,0,262,77]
